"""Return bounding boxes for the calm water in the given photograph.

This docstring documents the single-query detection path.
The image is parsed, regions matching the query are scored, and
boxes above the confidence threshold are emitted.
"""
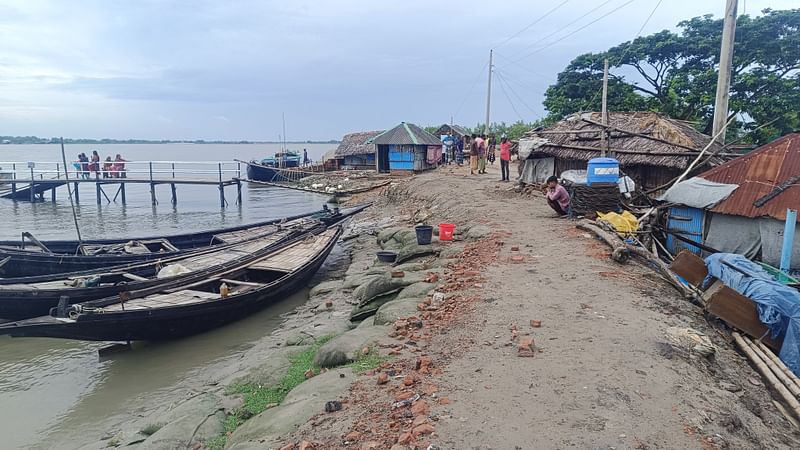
[0,143,341,449]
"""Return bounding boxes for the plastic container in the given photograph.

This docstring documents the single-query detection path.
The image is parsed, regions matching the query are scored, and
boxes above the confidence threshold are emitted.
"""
[439,223,455,241]
[376,251,398,263]
[415,225,433,245]
[587,157,619,186]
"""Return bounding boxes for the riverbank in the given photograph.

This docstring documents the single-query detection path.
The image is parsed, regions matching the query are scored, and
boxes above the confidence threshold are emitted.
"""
[248,162,800,449]
[48,160,800,449]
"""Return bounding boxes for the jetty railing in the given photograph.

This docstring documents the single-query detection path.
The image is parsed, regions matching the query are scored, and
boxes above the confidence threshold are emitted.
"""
[0,160,244,207]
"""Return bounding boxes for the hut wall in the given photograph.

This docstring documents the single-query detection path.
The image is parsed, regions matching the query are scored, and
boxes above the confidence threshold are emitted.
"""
[343,154,376,170]
[388,144,415,171]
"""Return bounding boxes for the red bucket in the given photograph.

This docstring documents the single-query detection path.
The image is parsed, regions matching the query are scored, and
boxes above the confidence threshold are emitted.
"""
[439,223,455,241]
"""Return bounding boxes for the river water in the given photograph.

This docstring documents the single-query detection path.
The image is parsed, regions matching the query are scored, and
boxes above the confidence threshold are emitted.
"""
[0,143,340,449]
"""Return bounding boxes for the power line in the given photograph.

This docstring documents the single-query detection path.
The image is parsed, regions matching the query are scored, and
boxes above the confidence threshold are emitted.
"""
[494,71,526,122]
[515,0,637,62]
[452,59,490,121]
[494,52,552,81]
[493,0,570,49]
[495,70,542,119]
[511,0,615,59]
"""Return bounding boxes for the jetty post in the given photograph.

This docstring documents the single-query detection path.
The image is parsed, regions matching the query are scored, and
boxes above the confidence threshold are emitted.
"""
[28,162,35,203]
[218,163,226,208]
[170,163,177,205]
[149,162,157,205]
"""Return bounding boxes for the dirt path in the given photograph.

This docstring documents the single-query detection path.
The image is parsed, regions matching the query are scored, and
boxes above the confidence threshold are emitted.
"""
[288,161,800,449]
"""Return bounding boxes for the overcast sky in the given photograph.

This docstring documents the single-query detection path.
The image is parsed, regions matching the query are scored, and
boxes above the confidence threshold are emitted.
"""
[0,0,795,141]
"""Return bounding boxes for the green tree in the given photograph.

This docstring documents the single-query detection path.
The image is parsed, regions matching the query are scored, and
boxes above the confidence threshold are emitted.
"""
[543,8,800,144]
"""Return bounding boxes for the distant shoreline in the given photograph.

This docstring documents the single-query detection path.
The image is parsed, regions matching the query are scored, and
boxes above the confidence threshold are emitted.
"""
[0,140,339,145]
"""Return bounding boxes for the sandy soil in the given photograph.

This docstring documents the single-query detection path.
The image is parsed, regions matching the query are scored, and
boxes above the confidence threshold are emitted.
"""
[284,160,800,450]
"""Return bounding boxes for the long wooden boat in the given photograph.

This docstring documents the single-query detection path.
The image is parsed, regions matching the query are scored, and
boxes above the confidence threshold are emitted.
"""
[0,227,342,341]
[0,205,359,278]
[0,219,326,321]
[245,159,317,183]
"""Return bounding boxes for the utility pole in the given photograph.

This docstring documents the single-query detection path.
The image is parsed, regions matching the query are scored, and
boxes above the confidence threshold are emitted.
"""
[600,58,609,157]
[484,49,493,136]
[711,0,738,144]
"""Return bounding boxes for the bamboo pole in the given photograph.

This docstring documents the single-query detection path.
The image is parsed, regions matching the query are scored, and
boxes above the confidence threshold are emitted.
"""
[755,340,800,393]
[749,339,800,398]
[733,332,800,420]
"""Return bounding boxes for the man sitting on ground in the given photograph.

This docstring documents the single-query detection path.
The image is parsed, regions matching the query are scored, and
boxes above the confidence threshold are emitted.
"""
[543,175,570,217]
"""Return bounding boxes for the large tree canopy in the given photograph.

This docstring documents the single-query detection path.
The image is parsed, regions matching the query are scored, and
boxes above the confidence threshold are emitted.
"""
[543,8,800,144]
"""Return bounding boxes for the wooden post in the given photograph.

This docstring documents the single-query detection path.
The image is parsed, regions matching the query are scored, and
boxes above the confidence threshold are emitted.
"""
[711,0,738,144]
[29,166,35,203]
[120,183,126,204]
[601,58,610,157]
[96,182,102,204]
[73,182,80,203]
[236,179,242,205]
[149,161,156,205]
[170,183,177,205]
[51,185,56,202]
[10,163,15,197]
[171,162,175,179]
[218,162,225,208]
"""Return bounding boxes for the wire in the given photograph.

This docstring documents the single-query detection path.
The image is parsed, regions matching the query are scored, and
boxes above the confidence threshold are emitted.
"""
[494,53,552,80]
[452,59,490,121]
[516,0,637,62]
[511,0,615,59]
[580,0,663,111]
[494,71,526,122]
[493,0,570,49]
[495,70,542,119]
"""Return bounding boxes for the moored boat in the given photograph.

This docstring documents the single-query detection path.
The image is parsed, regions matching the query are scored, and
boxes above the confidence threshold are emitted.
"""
[245,158,316,183]
[0,226,343,341]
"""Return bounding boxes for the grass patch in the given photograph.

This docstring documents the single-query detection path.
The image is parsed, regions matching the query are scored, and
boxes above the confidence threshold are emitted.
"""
[348,347,386,373]
[205,434,227,450]
[139,423,164,436]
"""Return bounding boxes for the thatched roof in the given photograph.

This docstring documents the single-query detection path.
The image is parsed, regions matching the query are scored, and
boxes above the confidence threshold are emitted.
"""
[369,122,442,146]
[434,124,471,137]
[333,130,383,158]
[524,112,723,169]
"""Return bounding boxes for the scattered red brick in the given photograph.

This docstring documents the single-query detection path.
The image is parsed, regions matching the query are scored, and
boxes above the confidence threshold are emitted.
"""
[511,246,520,251]
[324,300,333,309]
[377,373,389,385]
[397,432,414,445]
[511,255,525,263]
[410,400,429,416]
[345,431,362,441]
[412,423,435,437]
[530,319,542,328]
[394,390,415,402]
[279,444,294,450]
[402,375,415,386]
[304,369,315,379]
[298,441,315,450]
[438,397,451,405]
[412,415,428,427]
[391,271,405,278]
[518,337,536,357]
[362,346,370,355]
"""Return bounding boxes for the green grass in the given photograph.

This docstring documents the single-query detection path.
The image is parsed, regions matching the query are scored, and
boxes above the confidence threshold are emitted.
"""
[139,423,164,436]
[348,347,386,373]
[206,335,336,448]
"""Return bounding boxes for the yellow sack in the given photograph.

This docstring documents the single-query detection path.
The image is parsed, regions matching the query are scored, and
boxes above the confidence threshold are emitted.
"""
[596,210,638,235]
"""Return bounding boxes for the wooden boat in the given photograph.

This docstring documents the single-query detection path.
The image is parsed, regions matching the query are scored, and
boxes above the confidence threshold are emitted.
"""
[0,218,326,321]
[0,227,342,341]
[245,159,316,183]
[0,206,355,278]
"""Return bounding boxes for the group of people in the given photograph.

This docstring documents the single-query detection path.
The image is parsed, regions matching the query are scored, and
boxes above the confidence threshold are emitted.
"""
[75,151,126,179]
[441,133,512,181]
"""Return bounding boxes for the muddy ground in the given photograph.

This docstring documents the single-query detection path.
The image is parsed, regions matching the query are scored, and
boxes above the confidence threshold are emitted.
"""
[278,161,800,450]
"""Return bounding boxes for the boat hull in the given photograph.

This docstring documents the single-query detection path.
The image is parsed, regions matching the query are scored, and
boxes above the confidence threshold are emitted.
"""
[246,162,314,183]
[0,228,341,341]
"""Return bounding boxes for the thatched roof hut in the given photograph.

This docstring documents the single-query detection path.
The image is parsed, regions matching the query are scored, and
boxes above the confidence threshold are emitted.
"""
[434,124,471,138]
[521,112,723,191]
[371,122,443,173]
[333,130,383,159]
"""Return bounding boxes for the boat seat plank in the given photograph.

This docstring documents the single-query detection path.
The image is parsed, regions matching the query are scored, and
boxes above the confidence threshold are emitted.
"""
[219,278,266,287]
[122,273,149,282]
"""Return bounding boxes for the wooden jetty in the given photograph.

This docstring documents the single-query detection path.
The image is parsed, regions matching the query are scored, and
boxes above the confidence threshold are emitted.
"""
[0,161,244,207]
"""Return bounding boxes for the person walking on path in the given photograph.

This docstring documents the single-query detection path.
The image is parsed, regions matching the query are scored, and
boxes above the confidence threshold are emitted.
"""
[303,148,310,167]
[456,135,465,166]
[499,137,511,181]
[487,134,496,165]
[477,134,487,174]
[469,134,480,175]
[543,175,570,217]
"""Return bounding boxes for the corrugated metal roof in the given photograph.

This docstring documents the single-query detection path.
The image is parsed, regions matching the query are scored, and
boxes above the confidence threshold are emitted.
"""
[434,124,471,137]
[700,133,800,221]
[370,122,443,146]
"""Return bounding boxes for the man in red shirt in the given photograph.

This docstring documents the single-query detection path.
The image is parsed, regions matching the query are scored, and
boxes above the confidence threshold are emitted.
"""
[543,175,570,217]
[499,137,511,181]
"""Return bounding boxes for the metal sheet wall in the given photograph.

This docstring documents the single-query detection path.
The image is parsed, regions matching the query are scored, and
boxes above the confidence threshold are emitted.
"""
[666,206,705,255]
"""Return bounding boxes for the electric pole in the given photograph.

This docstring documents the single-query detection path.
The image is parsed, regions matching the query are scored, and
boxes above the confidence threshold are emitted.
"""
[484,49,493,136]
[711,0,738,144]
[601,58,609,157]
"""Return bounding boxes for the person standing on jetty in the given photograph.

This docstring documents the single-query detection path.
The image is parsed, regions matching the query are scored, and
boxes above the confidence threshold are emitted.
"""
[499,137,511,181]
[112,154,126,178]
[78,153,90,179]
[543,175,570,217]
[90,150,100,178]
[303,148,310,167]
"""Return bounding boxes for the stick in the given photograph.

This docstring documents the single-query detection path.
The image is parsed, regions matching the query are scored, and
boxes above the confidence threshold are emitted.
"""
[576,221,629,263]
[673,115,736,186]
[60,137,83,246]
[754,340,800,393]
[733,332,800,421]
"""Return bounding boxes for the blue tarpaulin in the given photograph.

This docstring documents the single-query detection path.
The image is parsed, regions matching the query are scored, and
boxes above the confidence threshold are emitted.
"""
[704,253,800,375]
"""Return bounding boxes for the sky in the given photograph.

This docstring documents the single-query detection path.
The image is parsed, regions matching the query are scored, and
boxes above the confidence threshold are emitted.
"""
[0,0,796,141]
